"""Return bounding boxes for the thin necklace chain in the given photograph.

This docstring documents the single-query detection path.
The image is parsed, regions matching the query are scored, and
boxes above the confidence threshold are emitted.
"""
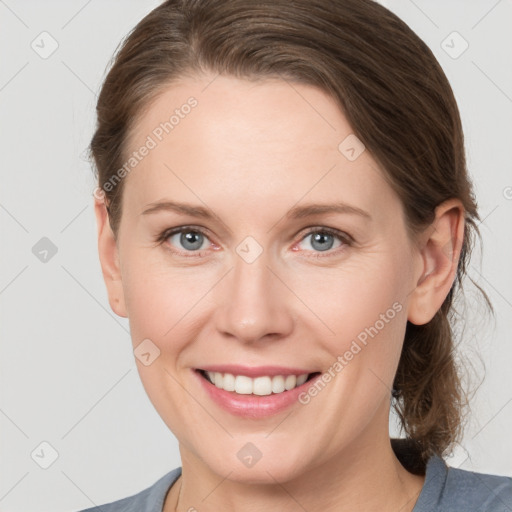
[174,476,183,512]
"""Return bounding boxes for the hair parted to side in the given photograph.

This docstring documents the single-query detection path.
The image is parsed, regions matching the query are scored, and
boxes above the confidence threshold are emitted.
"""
[89,0,492,467]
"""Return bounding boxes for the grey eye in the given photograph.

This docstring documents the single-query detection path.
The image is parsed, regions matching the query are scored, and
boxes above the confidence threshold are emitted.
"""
[308,232,336,252]
[168,230,209,251]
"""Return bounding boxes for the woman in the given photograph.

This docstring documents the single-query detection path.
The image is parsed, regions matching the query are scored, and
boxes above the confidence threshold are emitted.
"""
[79,0,512,510]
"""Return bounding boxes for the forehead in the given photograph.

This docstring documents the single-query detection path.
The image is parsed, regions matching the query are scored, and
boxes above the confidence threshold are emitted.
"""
[122,73,402,226]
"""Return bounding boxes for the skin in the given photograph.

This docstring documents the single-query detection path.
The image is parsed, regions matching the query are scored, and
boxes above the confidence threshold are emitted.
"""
[95,73,465,512]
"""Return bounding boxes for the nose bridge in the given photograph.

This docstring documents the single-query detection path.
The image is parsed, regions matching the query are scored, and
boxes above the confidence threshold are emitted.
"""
[214,239,294,343]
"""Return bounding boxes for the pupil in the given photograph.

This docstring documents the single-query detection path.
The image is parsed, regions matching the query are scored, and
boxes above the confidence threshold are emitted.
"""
[312,233,333,252]
[182,231,203,250]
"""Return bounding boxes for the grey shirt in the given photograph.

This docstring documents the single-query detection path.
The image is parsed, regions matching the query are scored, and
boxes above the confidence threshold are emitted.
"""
[76,455,512,511]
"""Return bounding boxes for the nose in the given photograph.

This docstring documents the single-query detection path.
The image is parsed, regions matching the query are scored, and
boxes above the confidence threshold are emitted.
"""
[213,248,295,345]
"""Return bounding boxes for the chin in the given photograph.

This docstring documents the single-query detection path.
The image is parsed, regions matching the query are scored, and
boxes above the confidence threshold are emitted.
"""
[198,441,314,485]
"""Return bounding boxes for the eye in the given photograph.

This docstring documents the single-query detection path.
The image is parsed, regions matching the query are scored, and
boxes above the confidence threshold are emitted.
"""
[157,225,352,258]
[159,226,213,256]
[295,228,352,258]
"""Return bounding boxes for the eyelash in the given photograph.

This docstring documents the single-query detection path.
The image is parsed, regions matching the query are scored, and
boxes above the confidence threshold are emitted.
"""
[157,225,353,259]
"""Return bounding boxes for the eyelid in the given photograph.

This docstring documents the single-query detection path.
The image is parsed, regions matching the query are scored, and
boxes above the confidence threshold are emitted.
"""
[157,225,216,256]
[157,225,213,243]
[157,225,353,258]
[294,226,352,258]
[299,226,353,245]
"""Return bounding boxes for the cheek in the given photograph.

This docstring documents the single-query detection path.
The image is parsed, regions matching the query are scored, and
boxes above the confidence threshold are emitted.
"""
[121,247,217,345]
[299,252,411,397]
[293,255,408,345]
[120,255,213,439]
[122,237,411,360]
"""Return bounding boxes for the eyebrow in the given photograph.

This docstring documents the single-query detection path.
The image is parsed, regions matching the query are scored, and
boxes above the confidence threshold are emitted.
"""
[141,200,372,221]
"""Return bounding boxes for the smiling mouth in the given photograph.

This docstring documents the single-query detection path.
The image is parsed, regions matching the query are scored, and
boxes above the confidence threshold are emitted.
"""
[196,369,321,396]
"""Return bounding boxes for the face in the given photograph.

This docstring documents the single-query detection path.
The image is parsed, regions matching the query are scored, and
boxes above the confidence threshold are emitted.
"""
[104,73,426,483]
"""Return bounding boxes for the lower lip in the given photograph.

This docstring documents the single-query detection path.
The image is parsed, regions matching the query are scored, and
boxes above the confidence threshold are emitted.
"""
[194,370,321,418]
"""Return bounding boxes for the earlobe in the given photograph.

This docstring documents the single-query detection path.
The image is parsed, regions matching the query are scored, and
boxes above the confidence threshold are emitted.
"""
[94,197,128,318]
[407,199,465,325]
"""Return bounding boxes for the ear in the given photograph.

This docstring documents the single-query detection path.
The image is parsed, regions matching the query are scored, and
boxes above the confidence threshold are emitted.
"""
[94,196,128,318]
[407,198,465,325]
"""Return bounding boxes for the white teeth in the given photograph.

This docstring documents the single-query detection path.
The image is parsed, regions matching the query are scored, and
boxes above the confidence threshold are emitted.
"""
[284,375,297,390]
[235,375,253,394]
[271,375,285,394]
[253,376,272,396]
[204,371,310,395]
[296,374,308,386]
[223,372,235,391]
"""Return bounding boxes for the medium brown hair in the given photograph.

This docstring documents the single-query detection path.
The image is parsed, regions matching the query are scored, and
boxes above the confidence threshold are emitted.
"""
[89,0,491,467]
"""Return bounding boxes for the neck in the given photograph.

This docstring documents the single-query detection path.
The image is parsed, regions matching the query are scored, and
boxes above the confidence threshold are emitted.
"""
[165,420,425,512]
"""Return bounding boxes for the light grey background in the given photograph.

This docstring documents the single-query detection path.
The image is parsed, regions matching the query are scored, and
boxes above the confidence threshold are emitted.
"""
[0,1,511,511]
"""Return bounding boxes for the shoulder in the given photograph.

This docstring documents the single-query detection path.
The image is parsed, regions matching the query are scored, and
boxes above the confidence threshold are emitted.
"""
[414,455,512,512]
[73,467,182,512]
[441,462,512,511]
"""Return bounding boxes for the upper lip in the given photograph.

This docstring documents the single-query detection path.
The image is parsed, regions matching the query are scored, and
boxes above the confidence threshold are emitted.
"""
[196,365,317,378]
